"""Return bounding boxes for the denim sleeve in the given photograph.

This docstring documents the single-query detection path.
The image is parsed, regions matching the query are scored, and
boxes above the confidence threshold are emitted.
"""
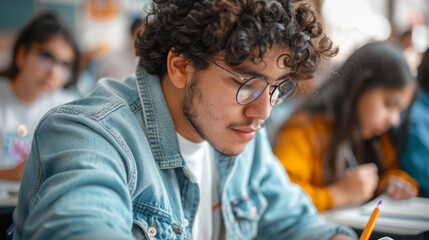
[13,111,135,240]
[255,131,357,240]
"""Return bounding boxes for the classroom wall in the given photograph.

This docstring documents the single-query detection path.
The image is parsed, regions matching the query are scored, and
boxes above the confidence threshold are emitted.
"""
[0,0,34,30]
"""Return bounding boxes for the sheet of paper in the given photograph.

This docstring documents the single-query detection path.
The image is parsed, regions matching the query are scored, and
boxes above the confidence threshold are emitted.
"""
[321,194,429,235]
[361,194,429,221]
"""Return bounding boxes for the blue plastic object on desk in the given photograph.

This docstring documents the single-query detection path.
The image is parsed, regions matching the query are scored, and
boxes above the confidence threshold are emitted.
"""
[6,223,14,240]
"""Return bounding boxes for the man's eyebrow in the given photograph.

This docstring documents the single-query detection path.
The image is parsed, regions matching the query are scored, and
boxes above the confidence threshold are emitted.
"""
[275,72,293,81]
[233,68,293,82]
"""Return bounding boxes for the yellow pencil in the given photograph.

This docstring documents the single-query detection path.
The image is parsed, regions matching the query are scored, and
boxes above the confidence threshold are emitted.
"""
[360,200,382,240]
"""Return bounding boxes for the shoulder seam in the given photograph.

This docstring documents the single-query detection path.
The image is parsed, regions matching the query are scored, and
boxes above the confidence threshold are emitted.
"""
[55,100,127,120]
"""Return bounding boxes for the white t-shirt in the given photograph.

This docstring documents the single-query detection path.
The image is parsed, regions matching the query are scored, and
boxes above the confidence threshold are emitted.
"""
[0,77,78,168]
[176,133,222,240]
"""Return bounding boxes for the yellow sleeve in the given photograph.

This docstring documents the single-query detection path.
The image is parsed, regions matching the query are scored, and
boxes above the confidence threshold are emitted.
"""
[274,116,333,211]
[379,135,420,191]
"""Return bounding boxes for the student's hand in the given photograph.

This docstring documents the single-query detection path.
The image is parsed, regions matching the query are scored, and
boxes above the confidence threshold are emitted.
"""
[328,163,379,208]
[379,176,418,200]
[330,234,355,240]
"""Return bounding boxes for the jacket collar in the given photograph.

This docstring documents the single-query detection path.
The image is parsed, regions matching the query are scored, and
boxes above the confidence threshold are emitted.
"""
[136,67,185,169]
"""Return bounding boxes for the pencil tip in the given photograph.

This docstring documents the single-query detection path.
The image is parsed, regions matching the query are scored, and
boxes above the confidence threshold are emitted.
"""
[378,200,382,205]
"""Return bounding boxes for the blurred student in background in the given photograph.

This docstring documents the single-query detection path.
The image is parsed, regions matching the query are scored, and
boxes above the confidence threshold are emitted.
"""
[398,48,429,197]
[0,12,80,181]
[94,17,143,81]
[274,42,419,211]
[389,30,420,76]
[77,17,143,95]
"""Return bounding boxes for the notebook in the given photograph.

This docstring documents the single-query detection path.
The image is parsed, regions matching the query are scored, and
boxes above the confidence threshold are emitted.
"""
[321,194,429,235]
[361,194,429,221]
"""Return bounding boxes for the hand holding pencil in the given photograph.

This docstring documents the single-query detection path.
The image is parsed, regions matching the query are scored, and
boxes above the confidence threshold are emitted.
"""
[360,200,382,240]
[328,163,379,208]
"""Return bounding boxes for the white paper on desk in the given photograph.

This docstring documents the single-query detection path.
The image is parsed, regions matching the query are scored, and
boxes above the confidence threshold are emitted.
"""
[321,195,429,235]
[361,194,429,221]
[0,179,20,193]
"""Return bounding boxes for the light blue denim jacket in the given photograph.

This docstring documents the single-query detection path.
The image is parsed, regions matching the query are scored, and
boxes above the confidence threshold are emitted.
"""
[13,68,356,239]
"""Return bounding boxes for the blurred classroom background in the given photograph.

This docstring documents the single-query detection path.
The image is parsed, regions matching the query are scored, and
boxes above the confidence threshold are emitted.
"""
[0,0,150,95]
[322,0,428,74]
[0,0,428,94]
[0,0,150,55]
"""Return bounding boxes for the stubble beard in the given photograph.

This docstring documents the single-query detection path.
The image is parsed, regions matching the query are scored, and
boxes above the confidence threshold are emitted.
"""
[182,74,239,156]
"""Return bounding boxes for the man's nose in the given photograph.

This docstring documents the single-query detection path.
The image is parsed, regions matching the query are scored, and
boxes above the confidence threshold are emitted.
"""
[243,89,272,121]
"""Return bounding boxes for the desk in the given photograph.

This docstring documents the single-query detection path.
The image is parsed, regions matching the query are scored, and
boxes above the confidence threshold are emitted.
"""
[0,194,17,209]
[0,179,19,208]
[352,228,429,240]
[321,195,429,240]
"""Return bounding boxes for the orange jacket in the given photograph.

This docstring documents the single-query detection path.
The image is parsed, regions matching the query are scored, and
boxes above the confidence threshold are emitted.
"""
[274,112,418,211]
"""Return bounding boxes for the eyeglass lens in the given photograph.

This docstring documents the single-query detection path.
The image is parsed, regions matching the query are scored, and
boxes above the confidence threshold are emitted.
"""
[237,78,268,104]
[205,57,297,106]
[237,77,297,106]
[270,80,297,105]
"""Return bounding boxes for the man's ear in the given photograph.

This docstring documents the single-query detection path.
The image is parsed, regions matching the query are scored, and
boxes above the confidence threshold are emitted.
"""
[166,50,190,89]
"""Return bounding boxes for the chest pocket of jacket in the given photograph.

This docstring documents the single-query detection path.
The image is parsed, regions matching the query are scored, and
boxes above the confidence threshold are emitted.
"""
[132,205,180,240]
[230,191,268,239]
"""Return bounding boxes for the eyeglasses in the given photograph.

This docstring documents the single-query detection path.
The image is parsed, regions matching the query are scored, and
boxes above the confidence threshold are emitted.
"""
[205,58,297,106]
[36,50,73,82]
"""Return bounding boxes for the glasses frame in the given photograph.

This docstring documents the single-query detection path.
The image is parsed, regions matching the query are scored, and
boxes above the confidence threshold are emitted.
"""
[204,58,297,106]
[35,49,73,82]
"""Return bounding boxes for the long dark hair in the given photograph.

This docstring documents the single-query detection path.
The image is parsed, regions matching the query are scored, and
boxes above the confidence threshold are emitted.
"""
[303,41,416,184]
[0,12,80,89]
[136,0,338,81]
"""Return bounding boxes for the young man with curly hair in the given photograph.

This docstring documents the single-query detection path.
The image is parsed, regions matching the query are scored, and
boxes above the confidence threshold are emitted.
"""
[13,0,356,239]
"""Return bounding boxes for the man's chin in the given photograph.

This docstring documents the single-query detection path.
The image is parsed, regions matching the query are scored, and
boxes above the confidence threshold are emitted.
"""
[212,144,247,157]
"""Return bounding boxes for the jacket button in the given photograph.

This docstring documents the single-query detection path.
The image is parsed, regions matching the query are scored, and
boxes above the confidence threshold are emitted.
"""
[184,218,189,227]
[148,227,157,237]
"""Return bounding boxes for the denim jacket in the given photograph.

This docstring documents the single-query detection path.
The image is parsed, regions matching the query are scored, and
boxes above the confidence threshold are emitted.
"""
[13,68,356,240]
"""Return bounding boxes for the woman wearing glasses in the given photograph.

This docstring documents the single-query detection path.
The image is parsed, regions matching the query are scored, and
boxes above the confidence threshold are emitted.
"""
[274,41,419,211]
[0,12,79,181]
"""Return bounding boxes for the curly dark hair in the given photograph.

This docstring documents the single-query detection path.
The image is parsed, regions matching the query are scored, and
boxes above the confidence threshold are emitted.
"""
[136,0,338,81]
